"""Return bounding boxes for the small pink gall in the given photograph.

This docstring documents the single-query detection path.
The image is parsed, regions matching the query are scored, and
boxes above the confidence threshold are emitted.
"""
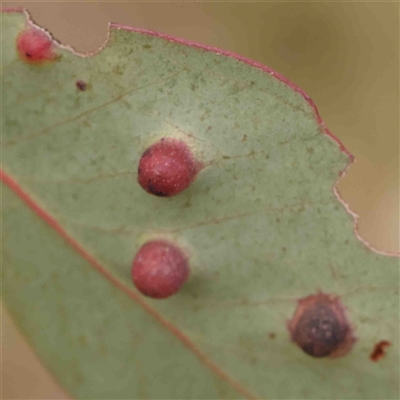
[132,240,189,299]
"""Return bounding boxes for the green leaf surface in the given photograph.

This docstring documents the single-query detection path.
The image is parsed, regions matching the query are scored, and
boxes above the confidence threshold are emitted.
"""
[2,9,399,399]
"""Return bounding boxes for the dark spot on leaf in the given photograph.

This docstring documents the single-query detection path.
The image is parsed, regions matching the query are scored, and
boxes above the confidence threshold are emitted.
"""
[76,80,87,91]
[268,333,276,339]
[370,340,391,362]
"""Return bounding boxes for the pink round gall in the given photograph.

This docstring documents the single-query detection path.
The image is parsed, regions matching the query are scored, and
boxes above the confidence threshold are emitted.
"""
[132,240,189,299]
[16,28,56,64]
[138,138,199,197]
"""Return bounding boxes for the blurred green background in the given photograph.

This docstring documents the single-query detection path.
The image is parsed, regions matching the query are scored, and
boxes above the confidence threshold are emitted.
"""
[2,2,399,399]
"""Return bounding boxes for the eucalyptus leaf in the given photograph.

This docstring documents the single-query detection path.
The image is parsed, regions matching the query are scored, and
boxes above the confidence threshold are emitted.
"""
[2,9,399,399]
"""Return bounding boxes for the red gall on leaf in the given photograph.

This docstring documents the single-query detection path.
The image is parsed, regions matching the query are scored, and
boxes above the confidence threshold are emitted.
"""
[16,27,57,64]
[132,240,190,299]
[138,138,200,197]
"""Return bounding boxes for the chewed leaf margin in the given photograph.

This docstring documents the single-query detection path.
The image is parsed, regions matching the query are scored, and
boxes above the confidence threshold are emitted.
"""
[3,7,398,258]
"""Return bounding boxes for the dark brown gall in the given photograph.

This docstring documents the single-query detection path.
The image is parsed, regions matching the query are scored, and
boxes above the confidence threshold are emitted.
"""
[288,293,356,358]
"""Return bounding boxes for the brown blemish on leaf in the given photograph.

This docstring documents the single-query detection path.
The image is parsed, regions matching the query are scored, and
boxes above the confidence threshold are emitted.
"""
[370,340,391,362]
[76,80,87,91]
[268,333,276,339]
[287,292,356,358]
